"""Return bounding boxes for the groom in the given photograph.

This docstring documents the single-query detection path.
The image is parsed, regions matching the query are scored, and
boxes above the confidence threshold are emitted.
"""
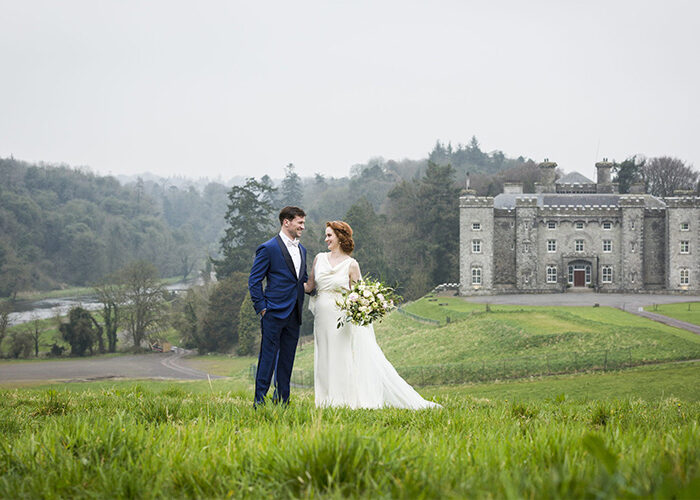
[248,206,308,406]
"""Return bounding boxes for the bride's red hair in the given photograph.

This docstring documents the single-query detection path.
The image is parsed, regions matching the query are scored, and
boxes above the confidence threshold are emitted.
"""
[326,221,354,254]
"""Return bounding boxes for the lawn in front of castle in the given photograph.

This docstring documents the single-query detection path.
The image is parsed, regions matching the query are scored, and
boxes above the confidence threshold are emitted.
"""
[1,298,698,499]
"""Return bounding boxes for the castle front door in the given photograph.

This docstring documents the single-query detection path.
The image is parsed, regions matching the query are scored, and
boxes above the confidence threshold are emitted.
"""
[574,270,586,287]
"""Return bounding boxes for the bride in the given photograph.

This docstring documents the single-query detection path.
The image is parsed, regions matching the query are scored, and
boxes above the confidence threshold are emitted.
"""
[304,221,440,409]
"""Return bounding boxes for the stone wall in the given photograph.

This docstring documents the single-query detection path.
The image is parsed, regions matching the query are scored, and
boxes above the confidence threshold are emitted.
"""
[643,209,666,287]
[493,211,516,285]
[666,197,700,291]
[459,195,494,295]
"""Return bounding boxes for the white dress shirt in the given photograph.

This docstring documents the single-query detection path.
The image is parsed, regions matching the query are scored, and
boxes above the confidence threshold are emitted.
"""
[279,231,301,278]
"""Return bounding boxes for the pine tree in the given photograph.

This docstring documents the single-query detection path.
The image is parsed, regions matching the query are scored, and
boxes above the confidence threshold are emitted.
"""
[214,177,277,278]
[280,163,303,207]
[236,293,260,356]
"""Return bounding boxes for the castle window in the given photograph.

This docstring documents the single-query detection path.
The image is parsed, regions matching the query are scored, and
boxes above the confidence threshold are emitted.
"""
[472,240,482,253]
[680,222,689,231]
[546,266,557,283]
[472,222,481,231]
[631,242,636,253]
[631,220,635,230]
[602,221,612,230]
[602,240,612,252]
[575,240,584,252]
[547,240,557,252]
[680,268,689,285]
[547,221,556,230]
[680,241,690,254]
[602,265,613,283]
[471,267,482,285]
[575,221,585,230]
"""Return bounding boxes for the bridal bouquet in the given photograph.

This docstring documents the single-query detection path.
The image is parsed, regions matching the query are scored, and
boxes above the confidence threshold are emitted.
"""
[336,277,400,327]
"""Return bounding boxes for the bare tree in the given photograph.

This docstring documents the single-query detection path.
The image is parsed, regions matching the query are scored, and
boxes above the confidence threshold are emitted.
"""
[28,314,42,357]
[642,157,699,197]
[0,305,10,357]
[93,275,126,353]
[121,261,166,349]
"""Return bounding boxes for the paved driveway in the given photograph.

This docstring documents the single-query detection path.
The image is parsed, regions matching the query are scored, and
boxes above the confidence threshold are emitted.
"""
[0,352,221,383]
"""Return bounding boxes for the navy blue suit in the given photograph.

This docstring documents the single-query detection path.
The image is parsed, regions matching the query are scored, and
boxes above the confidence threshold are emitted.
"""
[248,235,307,405]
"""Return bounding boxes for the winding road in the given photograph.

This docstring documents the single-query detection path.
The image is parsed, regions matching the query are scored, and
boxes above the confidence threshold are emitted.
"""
[0,351,222,384]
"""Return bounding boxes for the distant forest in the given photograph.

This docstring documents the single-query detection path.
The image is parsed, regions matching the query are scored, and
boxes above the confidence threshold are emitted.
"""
[9,137,694,301]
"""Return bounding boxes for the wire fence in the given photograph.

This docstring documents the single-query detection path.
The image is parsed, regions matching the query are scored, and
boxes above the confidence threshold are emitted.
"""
[395,307,441,325]
[248,346,677,389]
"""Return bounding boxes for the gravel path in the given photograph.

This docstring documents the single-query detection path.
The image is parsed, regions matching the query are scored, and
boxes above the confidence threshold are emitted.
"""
[0,351,223,383]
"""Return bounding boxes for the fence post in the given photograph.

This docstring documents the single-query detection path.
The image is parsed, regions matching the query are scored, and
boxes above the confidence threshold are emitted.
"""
[604,350,608,371]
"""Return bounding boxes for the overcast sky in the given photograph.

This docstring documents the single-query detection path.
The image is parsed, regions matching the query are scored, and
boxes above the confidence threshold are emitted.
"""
[2,0,698,182]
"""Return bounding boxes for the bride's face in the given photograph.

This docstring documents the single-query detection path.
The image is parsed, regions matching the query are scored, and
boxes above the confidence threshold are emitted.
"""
[325,227,339,251]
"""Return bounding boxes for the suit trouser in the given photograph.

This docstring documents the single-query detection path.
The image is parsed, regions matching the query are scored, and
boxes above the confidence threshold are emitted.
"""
[254,307,300,405]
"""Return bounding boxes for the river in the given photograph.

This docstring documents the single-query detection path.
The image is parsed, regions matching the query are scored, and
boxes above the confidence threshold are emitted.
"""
[7,281,195,326]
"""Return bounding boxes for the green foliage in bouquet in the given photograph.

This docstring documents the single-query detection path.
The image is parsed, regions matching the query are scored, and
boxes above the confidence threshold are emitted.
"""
[336,277,401,328]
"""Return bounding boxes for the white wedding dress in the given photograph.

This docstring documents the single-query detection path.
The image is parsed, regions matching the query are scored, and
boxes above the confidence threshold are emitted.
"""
[309,253,440,409]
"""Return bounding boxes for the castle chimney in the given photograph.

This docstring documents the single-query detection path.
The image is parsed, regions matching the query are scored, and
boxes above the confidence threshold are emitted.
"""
[535,159,557,193]
[596,158,613,184]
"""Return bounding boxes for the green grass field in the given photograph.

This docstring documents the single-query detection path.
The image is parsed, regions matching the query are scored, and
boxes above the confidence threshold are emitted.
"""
[2,298,699,498]
[644,301,700,327]
[0,374,698,499]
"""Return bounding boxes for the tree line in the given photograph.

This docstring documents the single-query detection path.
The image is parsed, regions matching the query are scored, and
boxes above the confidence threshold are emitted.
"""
[0,158,230,298]
[1,143,697,358]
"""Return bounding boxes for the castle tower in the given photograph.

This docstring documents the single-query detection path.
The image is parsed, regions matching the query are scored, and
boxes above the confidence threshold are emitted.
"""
[460,192,494,295]
[535,160,557,193]
[595,159,617,194]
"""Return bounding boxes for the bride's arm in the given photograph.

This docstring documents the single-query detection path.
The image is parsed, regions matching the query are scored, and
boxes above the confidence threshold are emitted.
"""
[304,255,319,293]
[348,260,361,287]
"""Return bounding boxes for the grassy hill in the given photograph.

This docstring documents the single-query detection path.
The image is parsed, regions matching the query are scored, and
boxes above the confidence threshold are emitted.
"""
[291,297,700,385]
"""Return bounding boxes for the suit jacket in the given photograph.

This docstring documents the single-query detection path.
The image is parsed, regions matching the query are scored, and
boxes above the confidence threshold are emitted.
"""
[248,235,307,323]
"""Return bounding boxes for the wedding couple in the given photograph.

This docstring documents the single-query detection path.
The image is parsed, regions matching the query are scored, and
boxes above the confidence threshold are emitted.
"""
[248,206,439,409]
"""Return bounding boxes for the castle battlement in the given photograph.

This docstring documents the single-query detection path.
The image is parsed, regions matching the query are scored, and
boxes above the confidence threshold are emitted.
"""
[460,160,698,296]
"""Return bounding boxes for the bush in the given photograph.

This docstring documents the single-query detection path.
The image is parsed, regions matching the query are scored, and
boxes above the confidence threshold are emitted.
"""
[8,330,33,358]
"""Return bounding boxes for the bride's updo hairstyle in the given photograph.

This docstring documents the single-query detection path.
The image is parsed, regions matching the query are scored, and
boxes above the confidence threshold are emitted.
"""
[326,221,354,254]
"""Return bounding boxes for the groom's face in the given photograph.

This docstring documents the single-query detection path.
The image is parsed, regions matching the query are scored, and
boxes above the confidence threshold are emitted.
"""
[284,216,305,240]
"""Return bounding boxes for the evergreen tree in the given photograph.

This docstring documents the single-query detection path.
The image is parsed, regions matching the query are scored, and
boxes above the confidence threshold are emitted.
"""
[214,177,277,278]
[200,273,248,352]
[280,163,303,207]
[236,293,260,356]
[613,156,645,194]
[59,307,99,356]
[344,198,387,280]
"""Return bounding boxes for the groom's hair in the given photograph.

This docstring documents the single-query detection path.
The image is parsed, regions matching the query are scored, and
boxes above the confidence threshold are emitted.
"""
[279,206,306,225]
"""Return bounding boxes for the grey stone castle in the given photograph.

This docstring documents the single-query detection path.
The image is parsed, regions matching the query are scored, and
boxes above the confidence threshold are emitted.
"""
[459,160,699,295]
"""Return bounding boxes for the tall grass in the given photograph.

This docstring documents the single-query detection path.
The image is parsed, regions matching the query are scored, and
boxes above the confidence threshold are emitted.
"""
[0,382,698,498]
